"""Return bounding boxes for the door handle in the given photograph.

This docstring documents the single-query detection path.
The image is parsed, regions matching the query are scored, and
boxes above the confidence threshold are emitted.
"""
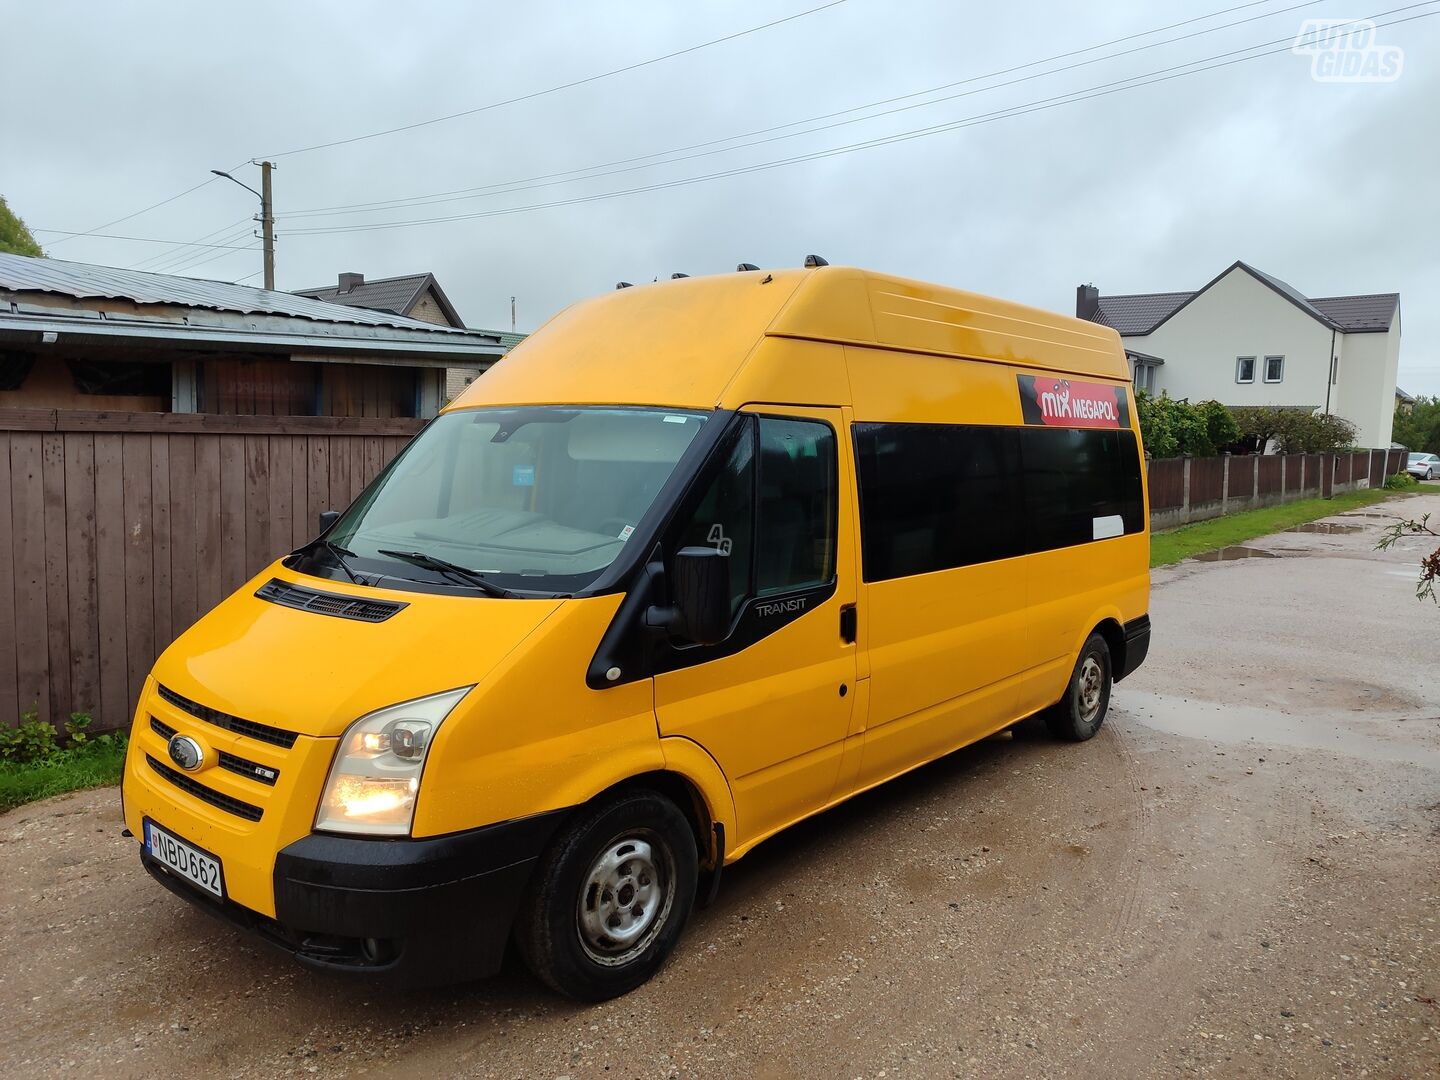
[839,603,857,644]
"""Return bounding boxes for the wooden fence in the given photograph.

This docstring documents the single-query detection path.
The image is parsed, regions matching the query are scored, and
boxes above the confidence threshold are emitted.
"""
[1147,448,1410,530]
[1,411,422,733]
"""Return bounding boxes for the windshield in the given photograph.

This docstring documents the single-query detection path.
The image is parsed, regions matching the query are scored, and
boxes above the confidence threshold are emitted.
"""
[329,406,707,593]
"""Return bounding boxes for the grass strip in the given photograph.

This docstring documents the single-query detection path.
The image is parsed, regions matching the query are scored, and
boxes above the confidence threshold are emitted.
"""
[0,740,128,813]
[1150,489,1394,567]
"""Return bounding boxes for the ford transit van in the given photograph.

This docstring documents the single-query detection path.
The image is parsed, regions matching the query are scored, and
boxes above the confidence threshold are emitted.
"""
[123,263,1150,1000]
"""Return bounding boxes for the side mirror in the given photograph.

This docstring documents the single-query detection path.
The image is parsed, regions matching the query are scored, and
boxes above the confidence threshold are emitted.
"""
[646,546,731,645]
[318,510,340,533]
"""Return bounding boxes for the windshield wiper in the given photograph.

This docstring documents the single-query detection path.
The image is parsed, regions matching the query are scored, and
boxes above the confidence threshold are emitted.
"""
[376,549,518,598]
[294,538,364,584]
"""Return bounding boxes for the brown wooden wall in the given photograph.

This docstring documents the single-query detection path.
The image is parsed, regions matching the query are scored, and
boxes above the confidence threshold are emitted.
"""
[1,410,421,732]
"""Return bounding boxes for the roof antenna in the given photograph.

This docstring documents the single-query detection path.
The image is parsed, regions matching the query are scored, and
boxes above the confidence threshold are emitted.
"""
[737,262,760,272]
[616,281,633,289]
[804,254,829,268]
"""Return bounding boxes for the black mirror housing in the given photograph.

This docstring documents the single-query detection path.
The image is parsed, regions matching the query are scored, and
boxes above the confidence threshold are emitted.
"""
[647,546,731,646]
[318,509,340,533]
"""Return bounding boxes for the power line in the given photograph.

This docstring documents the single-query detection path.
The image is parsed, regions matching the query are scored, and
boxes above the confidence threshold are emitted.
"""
[263,0,853,159]
[152,224,259,274]
[166,241,264,278]
[133,216,253,270]
[277,0,1327,223]
[279,7,1440,239]
[30,228,259,251]
[43,176,219,248]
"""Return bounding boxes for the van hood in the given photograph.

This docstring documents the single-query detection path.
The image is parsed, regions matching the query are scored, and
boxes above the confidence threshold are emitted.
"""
[152,568,564,739]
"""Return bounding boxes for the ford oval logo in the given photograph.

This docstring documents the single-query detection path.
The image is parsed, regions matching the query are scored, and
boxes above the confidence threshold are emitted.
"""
[167,734,204,772]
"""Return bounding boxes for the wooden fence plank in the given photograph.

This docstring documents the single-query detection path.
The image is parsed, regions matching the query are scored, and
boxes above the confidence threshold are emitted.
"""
[219,437,247,593]
[268,435,294,565]
[121,436,154,723]
[41,434,72,726]
[150,435,173,655]
[328,435,351,515]
[93,435,129,730]
[63,434,100,722]
[244,435,271,576]
[0,438,18,727]
[194,437,223,616]
[307,437,329,542]
[168,436,198,642]
[10,434,50,724]
[291,437,309,549]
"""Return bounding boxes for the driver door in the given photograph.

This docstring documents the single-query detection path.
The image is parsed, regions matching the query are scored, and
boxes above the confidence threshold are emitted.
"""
[653,407,859,851]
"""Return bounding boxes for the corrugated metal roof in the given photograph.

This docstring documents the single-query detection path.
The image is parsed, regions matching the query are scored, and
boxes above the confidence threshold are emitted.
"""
[1310,293,1399,332]
[1094,291,1194,335]
[295,274,430,316]
[0,253,482,336]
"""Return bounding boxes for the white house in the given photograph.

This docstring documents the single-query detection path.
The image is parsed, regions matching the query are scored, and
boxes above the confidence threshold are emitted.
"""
[1076,261,1401,447]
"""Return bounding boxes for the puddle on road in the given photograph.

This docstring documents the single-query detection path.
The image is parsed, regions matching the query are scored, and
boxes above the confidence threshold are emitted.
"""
[1116,690,1440,771]
[1285,522,1364,535]
[1192,546,1282,561]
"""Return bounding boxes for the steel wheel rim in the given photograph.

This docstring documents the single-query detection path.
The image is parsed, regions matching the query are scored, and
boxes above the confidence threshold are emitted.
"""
[576,829,675,967]
[1078,655,1105,724]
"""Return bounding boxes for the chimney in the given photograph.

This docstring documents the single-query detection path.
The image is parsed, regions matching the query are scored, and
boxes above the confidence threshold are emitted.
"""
[338,272,364,294]
[1076,283,1100,321]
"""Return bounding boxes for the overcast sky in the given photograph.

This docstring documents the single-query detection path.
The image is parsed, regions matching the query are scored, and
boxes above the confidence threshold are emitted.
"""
[4,0,1437,394]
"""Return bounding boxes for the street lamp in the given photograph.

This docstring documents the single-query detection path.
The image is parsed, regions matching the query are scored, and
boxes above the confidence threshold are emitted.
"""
[211,162,275,290]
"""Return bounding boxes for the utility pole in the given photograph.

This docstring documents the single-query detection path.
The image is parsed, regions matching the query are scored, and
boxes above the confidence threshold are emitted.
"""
[260,161,275,290]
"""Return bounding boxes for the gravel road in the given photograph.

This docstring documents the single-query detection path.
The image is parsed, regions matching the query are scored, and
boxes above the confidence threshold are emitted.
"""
[3,492,1438,1079]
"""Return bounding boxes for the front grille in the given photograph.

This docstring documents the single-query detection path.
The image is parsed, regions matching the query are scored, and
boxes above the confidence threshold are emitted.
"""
[151,716,175,740]
[218,751,279,786]
[157,685,298,749]
[146,754,264,822]
[256,578,406,623]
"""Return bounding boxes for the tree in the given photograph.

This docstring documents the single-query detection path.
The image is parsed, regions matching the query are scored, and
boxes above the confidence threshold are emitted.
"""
[0,195,43,257]
[1136,391,1238,458]
[1377,514,1440,605]
[1392,397,1440,454]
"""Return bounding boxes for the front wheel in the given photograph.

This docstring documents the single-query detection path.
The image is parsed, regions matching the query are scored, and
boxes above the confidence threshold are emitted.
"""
[1044,633,1112,742]
[515,791,698,1001]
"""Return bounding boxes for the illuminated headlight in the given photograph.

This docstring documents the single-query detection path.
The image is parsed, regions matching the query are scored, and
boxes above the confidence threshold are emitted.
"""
[316,687,471,836]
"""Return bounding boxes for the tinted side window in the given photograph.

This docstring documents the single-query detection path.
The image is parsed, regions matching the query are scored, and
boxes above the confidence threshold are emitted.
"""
[756,418,837,595]
[853,423,1024,582]
[1020,428,1143,552]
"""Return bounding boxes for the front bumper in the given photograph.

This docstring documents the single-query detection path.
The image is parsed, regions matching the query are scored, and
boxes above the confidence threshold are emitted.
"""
[141,808,570,986]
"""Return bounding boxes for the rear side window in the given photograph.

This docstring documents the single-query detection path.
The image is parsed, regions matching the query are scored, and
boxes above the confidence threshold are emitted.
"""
[852,424,1023,581]
[853,422,1143,582]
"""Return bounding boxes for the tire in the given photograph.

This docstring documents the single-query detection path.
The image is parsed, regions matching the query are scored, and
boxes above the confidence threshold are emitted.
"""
[1044,633,1112,742]
[515,790,698,1001]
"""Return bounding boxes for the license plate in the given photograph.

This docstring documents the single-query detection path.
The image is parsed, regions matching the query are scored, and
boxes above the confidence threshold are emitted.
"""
[144,819,225,899]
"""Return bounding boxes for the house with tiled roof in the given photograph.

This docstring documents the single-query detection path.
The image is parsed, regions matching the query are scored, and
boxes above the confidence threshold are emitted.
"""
[294,272,526,399]
[1076,261,1401,447]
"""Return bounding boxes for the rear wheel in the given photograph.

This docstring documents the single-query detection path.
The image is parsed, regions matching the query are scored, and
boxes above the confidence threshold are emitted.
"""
[515,791,697,1001]
[1044,633,1112,742]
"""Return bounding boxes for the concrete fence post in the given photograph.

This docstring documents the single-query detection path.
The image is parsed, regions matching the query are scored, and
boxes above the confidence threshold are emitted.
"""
[1221,455,1230,514]
[1299,454,1306,495]
[1281,455,1288,500]
[1182,457,1192,522]
[1254,455,1260,502]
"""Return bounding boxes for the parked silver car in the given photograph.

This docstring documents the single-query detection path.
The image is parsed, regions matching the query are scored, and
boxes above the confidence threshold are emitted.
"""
[1408,452,1439,480]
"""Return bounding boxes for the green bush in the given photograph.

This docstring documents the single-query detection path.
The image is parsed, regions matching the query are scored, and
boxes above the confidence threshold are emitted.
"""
[1384,472,1420,491]
[1137,391,1237,458]
[1229,406,1357,454]
[0,708,128,812]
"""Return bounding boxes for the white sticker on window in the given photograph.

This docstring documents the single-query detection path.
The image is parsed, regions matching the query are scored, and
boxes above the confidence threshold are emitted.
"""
[618,525,634,541]
[1092,514,1124,540]
[662,415,689,424]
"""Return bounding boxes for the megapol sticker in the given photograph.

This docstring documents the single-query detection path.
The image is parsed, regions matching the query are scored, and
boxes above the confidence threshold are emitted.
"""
[1018,375,1129,429]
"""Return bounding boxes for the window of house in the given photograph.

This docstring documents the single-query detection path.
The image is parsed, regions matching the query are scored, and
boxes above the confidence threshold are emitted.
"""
[1264,355,1285,383]
[1236,356,1256,384]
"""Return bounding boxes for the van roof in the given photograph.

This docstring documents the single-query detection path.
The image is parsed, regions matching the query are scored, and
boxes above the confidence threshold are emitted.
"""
[451,266,1127,411]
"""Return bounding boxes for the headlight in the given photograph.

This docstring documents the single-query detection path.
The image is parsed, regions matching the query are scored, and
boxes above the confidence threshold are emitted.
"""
[316,687,471,836]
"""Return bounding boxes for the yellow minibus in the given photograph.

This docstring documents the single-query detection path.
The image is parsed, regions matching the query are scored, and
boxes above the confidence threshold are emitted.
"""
[123,262,1150,1000]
